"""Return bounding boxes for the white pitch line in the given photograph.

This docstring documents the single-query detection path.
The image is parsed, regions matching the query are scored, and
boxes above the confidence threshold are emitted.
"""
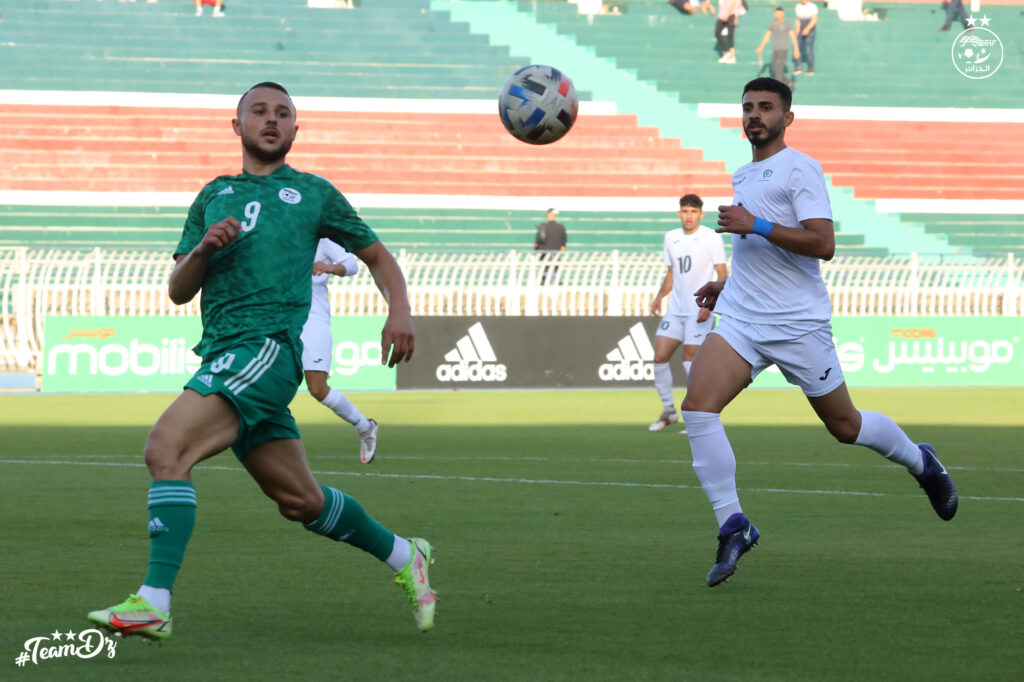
[12,453,1024,474]
[1,458,1022,503]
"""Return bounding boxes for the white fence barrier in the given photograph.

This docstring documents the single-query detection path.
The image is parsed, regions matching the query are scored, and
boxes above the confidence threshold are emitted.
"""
[1,247,1020,371]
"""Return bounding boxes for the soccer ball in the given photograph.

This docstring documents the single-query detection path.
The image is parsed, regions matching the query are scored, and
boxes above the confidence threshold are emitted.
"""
[498,65,579,145]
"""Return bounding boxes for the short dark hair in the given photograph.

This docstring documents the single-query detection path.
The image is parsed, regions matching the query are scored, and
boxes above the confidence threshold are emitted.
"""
[743,77,792,112]
[774,6,784,11]
[679,194,703,210]
[237,82,291,117]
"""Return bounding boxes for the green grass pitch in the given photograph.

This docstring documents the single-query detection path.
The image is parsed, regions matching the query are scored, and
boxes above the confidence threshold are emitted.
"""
[1,388,1021,681]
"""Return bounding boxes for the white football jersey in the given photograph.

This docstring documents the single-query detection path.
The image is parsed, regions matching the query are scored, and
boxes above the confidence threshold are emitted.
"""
[663,225,727,317]
[309,239,359,320]
[715,146,834,323]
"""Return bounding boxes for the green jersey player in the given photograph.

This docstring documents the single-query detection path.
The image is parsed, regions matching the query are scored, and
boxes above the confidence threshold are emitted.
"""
[87,83,437,640]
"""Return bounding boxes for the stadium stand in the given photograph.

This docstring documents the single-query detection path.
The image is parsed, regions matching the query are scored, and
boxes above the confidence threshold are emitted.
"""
[0,0,541,98]
[906,212,1024,257]
[523,2,1023,107]
[717,118,1024,200]
[0,204,880,254]
[2,0,1021,374]
[0,0,1019,258]
[0,105,729,196]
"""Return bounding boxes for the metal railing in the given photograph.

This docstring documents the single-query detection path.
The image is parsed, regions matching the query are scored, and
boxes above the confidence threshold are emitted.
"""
[1,247,1020,371]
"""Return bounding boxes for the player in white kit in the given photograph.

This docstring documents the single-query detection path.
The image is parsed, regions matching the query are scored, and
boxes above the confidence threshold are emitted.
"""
[648,194,727,432]
[301,238,379,463]
[681,78,958,587]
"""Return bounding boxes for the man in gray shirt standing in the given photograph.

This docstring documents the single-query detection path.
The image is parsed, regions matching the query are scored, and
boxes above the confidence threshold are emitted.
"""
[755,7,801,87]
[534,208,567,284]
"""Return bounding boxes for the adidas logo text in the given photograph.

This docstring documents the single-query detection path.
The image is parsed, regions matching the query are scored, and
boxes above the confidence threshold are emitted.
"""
[197,373,214,388]
[598,323,655,381]
[148,517,170,536]
[435,322,507,383]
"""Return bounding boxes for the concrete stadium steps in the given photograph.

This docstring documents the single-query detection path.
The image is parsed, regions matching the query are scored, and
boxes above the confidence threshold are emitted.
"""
[521,3,1024,108]
[716,118,1024,200]
[0,206,185,248]
[0,0,547,99]
[0,205,880,254]
[1,105,732,196]
[899,213,1024,257]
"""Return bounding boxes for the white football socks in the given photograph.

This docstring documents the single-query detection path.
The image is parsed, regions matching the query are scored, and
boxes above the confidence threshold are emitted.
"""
[683,360,692,376]
[385,536,413,572]
[682,410,743,527]
[653,362,675,411]
[854,410,924,475]
[321,388,371,433]
[137,585,170,615]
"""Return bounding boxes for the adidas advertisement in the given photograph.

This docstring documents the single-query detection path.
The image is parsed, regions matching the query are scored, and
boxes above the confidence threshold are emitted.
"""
[42,315,395,392]
[434,322,508,383]
[598,322,656,382]
[401,316,1023,390]
[398,317,663,389]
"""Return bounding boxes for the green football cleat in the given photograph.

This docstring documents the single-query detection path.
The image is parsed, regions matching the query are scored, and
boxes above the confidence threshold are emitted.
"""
[87,594,172,641]
[393,538,438,632]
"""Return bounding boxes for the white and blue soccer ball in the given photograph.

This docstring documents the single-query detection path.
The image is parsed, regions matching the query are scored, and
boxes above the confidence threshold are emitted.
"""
[498,65,579,145]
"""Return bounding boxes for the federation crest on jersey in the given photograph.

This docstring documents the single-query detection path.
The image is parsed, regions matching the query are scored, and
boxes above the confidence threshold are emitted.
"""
[279,187,302,204]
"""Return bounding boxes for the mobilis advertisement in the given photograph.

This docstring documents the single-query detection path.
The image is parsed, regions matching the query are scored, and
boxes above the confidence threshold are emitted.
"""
[42,316,395,392]
[750,317,1022,388]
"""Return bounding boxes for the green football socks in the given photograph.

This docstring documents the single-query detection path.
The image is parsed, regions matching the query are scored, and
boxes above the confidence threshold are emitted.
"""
[142,481,197,590]
[304,484,395,561]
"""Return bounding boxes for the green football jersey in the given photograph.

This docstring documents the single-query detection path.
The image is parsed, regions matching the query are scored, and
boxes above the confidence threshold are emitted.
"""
[175,164,377,357]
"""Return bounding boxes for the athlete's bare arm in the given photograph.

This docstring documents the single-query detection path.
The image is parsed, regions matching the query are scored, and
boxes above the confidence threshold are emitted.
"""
[693,263,730,314]
[313,261,350,277]
[169,216,242,304]
[650,266,673,315]
[355,240,414,366]
[694,280,725,311]
[716,205,835,260]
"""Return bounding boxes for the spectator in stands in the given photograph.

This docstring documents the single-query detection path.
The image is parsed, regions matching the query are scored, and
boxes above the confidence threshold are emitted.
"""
[668,0,713,15]
[939,0,969,32]
[534,208,567,285]
[715,0,743,64]
[195,0,225,18]
[756,7,800,87]
[668,0,700,15]
[793,0,818,75]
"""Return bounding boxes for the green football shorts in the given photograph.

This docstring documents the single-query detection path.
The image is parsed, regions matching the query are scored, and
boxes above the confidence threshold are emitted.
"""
[185,334,303,459]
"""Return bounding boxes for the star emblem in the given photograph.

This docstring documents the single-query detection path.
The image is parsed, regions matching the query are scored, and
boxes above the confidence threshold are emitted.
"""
[966,15,977,26]
[65,630,76,640]
[980,15,991,26]
[51,630,62,641]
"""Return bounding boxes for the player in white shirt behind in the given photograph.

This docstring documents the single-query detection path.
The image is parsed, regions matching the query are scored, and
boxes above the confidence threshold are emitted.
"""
[301,238,379,463]
[648,194,727,432]
[682,78,958,587]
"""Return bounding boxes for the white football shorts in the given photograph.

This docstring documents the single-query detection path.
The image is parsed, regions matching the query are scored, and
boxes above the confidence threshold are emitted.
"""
[711,315,846,397]
[300,314,332,373]
[656,313,714,346]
